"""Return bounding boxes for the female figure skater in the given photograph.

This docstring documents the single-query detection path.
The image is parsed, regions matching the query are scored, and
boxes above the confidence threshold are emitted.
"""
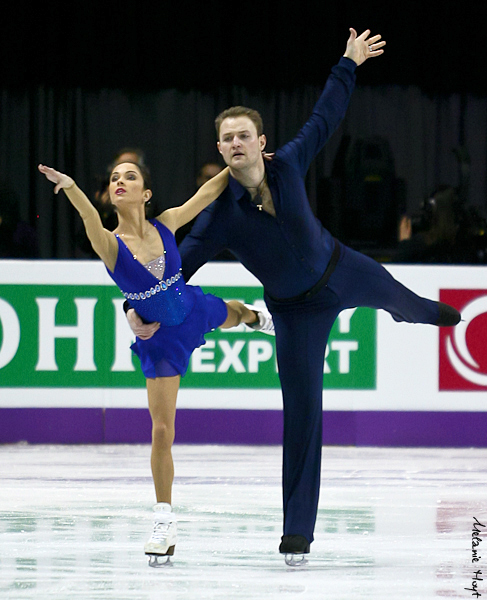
[38,161,273,565]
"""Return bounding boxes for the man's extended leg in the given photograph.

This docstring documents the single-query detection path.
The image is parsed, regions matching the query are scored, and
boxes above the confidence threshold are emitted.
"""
[328,244,460,326]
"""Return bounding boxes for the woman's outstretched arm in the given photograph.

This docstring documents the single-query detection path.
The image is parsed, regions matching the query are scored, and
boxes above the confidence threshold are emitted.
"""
[38,165,118,270]
[157,167,229,233]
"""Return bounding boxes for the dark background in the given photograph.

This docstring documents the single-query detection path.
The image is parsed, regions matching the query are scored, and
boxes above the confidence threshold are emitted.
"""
[1,1,486,260]
[2,1,482,94]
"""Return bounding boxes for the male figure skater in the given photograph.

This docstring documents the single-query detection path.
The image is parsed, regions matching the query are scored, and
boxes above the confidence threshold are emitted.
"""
[128,28,460,564]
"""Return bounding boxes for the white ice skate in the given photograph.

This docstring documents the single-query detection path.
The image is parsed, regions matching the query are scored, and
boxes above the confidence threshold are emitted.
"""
[145,503,177,567]
[244,304,275,335]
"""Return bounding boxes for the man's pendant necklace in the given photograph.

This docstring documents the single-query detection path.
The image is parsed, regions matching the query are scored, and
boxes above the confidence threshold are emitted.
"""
[247,173,266,211]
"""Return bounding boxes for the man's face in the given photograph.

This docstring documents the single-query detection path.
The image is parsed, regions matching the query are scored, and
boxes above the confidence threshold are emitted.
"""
[217,116,266,170]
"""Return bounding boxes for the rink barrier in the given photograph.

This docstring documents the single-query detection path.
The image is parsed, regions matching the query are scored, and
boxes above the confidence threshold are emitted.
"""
[2,260,487,446]
[1,408,486,447]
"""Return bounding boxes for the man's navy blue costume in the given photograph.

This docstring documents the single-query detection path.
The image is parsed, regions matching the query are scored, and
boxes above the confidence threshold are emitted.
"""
[179,57,457,548]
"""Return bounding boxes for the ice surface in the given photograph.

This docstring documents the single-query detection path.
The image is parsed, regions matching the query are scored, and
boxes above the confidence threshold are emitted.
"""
[1,444,486,599]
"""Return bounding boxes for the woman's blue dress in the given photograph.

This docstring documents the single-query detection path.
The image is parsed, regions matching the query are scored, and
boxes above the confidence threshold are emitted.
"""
[107,219,227,378]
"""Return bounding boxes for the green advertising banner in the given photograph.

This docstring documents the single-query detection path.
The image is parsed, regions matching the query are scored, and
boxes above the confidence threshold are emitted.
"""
[0,284,376,389]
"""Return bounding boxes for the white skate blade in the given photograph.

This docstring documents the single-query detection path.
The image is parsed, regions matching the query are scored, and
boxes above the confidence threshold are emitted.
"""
[147,552,174,568]
[284,553,308,567]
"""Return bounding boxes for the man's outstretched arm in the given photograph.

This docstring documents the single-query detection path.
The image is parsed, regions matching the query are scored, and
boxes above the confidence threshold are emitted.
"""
[278,28,386,176]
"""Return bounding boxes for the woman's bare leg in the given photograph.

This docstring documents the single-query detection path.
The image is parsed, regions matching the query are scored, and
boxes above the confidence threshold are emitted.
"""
[146,375,180,504]
[220,300,259,329]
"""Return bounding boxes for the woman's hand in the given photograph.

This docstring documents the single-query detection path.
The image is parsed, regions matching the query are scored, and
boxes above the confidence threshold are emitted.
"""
[38,164,74,194]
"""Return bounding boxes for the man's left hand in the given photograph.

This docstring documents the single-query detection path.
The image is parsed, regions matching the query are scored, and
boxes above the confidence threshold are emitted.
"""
[344,28,386,67]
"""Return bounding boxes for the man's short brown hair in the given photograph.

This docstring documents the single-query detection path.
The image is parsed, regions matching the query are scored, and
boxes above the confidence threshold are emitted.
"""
[215,106,264,138]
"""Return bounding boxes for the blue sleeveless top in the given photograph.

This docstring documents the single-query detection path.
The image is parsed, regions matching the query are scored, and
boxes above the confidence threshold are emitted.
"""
[107,219,194,326]
[106,218,227,377]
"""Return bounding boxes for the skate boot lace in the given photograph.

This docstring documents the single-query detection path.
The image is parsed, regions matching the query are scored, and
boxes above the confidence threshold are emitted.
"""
[258,311,274,334]
[150,521,172,543]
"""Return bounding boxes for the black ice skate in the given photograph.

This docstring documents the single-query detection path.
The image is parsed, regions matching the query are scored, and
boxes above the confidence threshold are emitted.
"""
[279,534,310,567]
[436,302,461,327]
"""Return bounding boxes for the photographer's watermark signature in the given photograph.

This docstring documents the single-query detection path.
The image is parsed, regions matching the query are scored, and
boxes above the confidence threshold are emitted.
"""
[465,517,485,598]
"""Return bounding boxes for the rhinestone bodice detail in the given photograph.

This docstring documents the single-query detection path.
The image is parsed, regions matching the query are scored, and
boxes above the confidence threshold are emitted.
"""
[144,254,166,281]
[107,220,194,326]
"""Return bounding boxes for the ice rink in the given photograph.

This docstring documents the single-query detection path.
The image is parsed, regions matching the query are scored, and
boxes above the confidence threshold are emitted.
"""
[1,443,486,599]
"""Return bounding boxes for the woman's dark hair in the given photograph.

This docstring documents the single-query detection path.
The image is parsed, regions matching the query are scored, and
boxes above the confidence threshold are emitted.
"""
[111,161,152,191]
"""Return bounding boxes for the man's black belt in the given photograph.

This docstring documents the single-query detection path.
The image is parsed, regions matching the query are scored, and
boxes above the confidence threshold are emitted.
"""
[266,238,341,304]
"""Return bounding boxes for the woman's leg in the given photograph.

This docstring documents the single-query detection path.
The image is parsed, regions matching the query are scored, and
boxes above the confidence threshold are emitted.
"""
[219,300,260,329]
[146,375,180,504]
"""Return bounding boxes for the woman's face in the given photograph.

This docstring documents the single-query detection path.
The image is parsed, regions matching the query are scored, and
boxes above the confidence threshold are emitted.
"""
[109,162,151,206]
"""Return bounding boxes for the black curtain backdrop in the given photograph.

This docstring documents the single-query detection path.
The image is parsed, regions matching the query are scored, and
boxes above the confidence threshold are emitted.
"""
[1,82,486,258]
[1,1,486,259]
